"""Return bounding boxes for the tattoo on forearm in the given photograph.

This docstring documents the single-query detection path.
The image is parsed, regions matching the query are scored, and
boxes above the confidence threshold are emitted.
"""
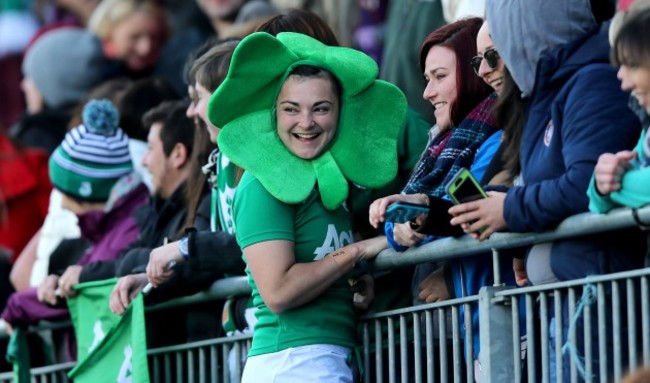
[330,249,346,258]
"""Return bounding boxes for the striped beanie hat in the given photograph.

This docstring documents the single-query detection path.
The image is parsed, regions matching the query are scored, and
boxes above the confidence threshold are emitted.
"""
[49,99,133,202]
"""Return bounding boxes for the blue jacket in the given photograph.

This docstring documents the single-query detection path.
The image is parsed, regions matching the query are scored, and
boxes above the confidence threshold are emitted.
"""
[503,24,645,281]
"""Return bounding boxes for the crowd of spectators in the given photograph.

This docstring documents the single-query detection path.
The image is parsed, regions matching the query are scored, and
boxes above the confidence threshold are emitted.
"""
[2,0,650,382]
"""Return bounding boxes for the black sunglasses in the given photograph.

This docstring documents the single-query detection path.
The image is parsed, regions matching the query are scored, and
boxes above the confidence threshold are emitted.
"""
[470,48,500,75]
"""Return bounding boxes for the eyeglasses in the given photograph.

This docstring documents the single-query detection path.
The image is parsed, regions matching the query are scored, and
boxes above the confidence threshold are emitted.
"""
[470,48,500,75]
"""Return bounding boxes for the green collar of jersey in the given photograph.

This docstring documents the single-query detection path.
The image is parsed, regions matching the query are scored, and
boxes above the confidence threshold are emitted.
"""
[208,32,407,210]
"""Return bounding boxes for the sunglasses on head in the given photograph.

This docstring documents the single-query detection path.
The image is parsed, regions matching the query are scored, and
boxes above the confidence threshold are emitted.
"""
[470,48,500,75]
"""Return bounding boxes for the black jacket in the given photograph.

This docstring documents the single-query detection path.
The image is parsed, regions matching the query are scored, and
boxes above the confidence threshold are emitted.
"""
[135,192,244,304]
[79,184,187,282]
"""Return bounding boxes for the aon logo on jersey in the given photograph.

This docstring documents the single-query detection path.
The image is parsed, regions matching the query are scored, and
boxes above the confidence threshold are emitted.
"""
[313,224,353,260]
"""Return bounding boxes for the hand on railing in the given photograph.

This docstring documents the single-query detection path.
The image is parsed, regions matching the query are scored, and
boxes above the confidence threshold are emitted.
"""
[417,266,450,303]
[146,241,183,288]
[513,258,528,287]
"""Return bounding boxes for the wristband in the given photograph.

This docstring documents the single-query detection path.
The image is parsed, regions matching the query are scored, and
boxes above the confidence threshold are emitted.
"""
[178,237,189,260]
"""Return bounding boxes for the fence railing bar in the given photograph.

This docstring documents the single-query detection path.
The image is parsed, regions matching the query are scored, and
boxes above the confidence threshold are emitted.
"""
[512,295,523,383]
[438,308,448,383]
[464,303,474,383]
[641,277,650,365]
[597,283,607,383]
[496,268,650,297]
[526,293,536,383]
[425,310,434,383]
[375,319,383,383]
[567,287,577,383]
[371,206,650,271]
[412,312,422,383]
[584,289,593,383]
[400,314,409,383]
[540,292,549,383]
[626,278,638,374]
[613,281,623,382]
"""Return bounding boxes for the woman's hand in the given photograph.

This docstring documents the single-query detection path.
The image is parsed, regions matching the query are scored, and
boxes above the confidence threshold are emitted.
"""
[418,266,450,303]
[109,274,148,316]
[369,194,428,229]
[37,275,60,305]
[350,274,375,310]
[393,222,427,246]
[448,191,507,241]
[594,151,636,195]
[513,258,528,287]
[58,265,83,299]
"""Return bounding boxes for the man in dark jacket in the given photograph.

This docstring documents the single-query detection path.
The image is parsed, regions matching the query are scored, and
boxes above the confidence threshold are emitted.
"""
[57,100,195,294]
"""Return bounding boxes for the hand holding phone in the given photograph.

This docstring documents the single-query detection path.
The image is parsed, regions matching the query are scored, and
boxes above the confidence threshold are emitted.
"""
[384,202,429,224]
[446,168,488,234]
[445,168,487,205]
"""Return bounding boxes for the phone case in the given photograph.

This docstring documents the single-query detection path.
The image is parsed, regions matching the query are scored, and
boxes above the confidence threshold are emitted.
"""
[445,168,487,205]
[385,202,429,224]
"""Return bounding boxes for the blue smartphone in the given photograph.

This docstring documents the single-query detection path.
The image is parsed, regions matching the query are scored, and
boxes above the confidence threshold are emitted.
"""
[385,202,429,224]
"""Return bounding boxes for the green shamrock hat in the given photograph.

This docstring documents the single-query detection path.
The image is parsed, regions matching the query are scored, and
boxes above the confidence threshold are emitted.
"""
[208,32,407,210]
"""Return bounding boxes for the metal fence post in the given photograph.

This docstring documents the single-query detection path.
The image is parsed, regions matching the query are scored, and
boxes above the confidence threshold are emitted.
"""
[479,286,515,382]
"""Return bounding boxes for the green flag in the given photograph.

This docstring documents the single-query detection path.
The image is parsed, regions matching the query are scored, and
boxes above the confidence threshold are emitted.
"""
[6,328,31,383]
[67,279,149,382]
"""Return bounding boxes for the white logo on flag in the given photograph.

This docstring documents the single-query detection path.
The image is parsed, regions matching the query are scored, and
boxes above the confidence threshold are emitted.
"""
[117,345,133,383]
[88,320,105,353]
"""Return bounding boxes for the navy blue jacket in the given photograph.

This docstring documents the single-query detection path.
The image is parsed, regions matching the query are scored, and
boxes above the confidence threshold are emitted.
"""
[504,24,645,281]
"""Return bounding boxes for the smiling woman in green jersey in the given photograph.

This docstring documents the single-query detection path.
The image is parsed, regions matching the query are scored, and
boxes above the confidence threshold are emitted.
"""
[208,32,407,382]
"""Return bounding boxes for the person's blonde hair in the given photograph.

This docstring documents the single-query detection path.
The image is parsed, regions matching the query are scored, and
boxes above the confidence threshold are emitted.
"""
[88,0,164,40]
[609,0,650,47]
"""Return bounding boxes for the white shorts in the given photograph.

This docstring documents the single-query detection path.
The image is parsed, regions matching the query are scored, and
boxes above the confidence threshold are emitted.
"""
[241,344,353,383]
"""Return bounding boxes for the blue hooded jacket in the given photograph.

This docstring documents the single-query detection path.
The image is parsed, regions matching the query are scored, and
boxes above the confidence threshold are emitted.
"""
[503,23,645,280]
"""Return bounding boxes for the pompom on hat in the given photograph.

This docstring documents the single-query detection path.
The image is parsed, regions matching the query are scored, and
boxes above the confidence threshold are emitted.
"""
[208,32,407,210]
[49,99,133,202]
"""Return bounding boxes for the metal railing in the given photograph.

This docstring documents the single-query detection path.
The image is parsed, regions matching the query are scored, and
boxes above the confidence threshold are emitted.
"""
[4,205,650,382]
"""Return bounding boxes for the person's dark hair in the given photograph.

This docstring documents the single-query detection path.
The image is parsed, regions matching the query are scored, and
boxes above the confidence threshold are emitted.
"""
[183,120,215,229]
[493,68,527,181]
[612,8,650,68]
[186,39,242,222]
[288,65,342,102]
[116,77,179,141]
[256,8,339,46]
[142,100,195,159]
[419,17,491,127]
[190,40,239,92]
[182,36,224,87]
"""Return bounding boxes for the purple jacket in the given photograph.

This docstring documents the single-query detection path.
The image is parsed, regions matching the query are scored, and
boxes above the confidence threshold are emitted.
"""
[2,182,148,328]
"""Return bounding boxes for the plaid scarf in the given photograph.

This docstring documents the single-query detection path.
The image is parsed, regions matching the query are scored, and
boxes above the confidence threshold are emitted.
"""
[403,93,499,197]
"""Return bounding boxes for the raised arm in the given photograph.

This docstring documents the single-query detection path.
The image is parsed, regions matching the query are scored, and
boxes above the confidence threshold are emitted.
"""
[245,236,387,314]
